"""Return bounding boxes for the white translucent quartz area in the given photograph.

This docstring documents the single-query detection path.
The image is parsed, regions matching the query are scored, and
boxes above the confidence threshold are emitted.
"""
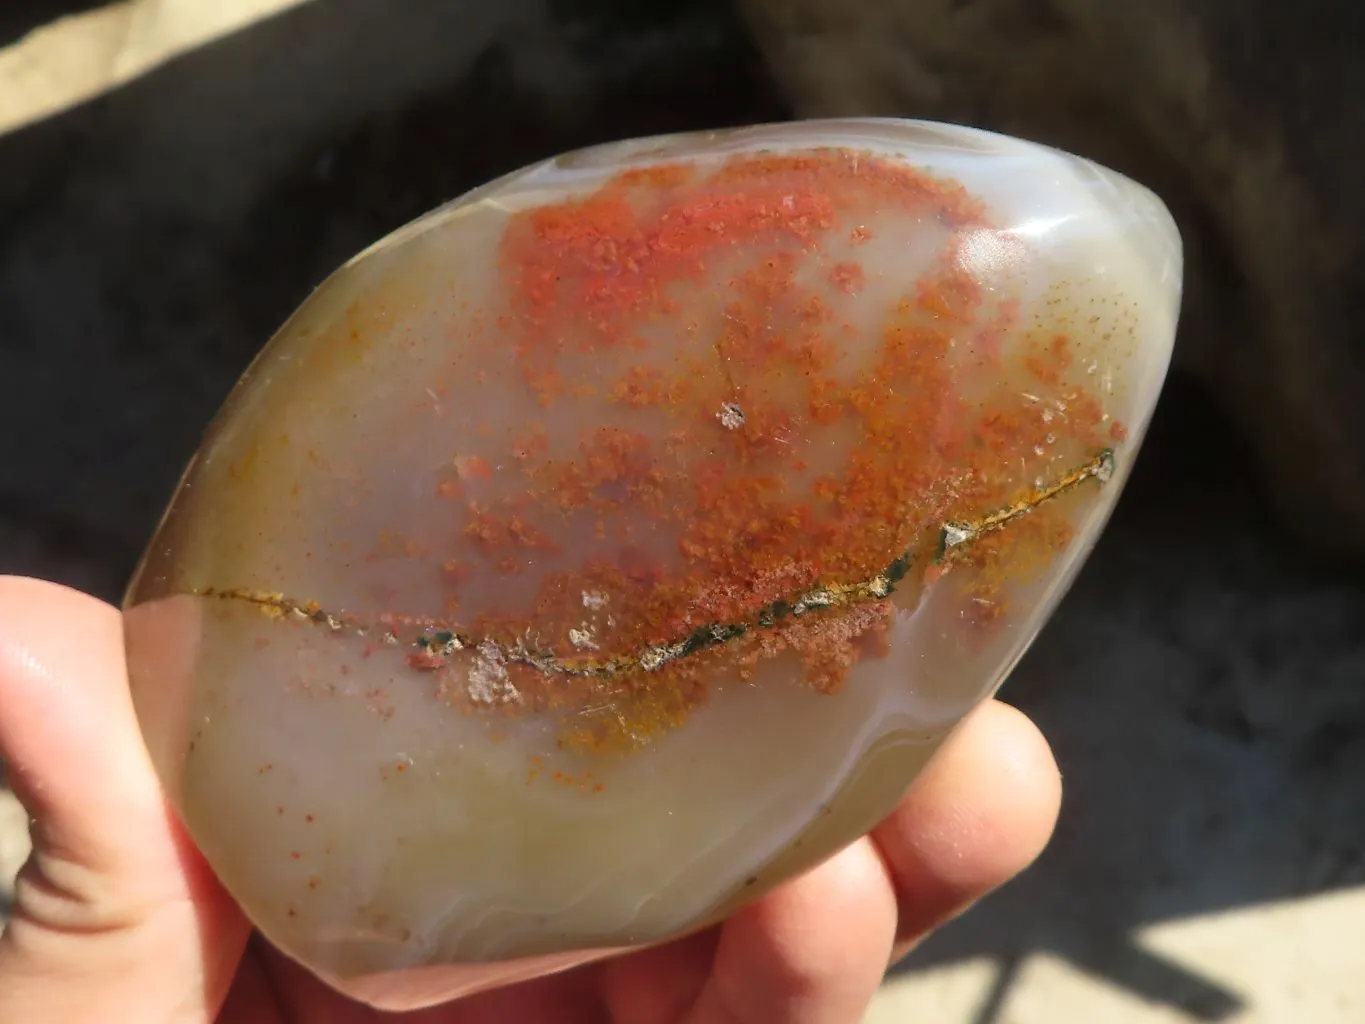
[124,118,1182,1010]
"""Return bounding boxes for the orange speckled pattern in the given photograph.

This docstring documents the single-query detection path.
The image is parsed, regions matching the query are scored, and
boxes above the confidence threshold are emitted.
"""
[232,146,1130,751]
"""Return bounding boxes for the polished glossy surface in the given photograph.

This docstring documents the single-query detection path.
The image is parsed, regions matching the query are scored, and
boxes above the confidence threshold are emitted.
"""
[124,118,1181,1009]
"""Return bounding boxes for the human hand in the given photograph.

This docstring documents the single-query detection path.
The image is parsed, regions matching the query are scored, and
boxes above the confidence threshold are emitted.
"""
[0,574,1061,1023]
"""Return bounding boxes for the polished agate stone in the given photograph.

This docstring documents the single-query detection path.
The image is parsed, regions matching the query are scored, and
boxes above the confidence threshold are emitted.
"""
[123,118,1181,1009]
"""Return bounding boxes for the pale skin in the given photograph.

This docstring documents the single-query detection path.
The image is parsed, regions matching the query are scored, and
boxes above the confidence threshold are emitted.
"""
[0,575,1062,1023]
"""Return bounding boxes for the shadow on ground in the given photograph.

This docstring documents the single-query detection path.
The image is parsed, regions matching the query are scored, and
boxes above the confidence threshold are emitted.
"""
[0,2,1361,1020]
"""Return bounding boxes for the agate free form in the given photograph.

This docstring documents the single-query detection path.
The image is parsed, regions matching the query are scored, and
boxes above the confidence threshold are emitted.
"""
[124,118,1181,1009]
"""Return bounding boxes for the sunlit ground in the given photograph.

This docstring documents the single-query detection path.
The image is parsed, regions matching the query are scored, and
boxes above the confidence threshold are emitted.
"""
[871,887,1365,1023]
[0,0,310,134]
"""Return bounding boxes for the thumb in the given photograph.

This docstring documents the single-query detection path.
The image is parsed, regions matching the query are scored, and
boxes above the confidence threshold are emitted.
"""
[0,576,249,1023]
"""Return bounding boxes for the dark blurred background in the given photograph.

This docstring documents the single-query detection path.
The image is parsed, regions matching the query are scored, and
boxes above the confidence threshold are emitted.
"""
[0,1,1361,1020]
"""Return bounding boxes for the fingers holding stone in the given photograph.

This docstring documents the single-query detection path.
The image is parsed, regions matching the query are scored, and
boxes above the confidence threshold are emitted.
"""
[683,836,897,1024]
[0,576,161,880]
[0,575,248,1022]
[601,697,1060,1024]
[871,699,1062,961]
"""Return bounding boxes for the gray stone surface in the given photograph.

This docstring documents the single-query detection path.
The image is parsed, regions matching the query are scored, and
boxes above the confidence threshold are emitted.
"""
[0,2,1362,1020]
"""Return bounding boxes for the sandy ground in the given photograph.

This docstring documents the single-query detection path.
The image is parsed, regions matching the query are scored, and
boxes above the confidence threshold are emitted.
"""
[0,3,1362,1021]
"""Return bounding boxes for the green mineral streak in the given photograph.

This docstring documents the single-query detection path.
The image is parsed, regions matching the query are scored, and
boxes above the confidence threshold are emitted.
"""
[884,553,912,586]
[201,447,1115,681]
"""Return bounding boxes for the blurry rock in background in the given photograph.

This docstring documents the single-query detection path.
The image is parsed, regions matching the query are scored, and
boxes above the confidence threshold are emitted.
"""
[738,0,1365,563]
